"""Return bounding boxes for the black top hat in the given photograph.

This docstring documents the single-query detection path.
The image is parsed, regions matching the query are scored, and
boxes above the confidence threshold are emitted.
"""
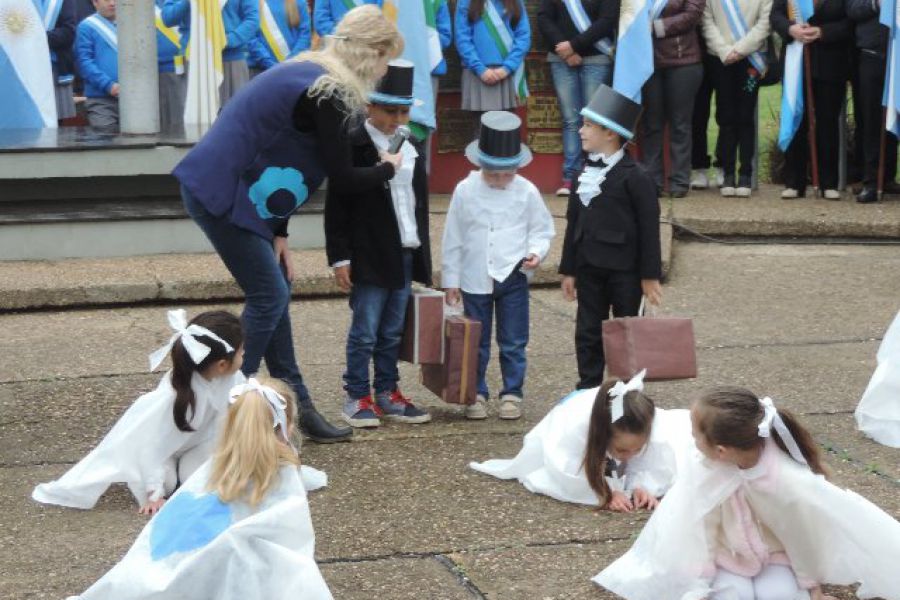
[580,84,642,140]
[369,59,419,106]
[464,111,533,169]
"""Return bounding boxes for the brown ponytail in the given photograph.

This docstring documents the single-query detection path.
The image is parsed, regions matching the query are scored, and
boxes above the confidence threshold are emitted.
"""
[284,0,300,29]
[170,311,244,432]
[468,0,521,27]
[584,380,656,506]
[695,387,829,478]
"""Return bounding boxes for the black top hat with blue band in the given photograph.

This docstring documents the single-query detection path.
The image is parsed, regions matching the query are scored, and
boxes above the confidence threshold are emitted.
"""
[369,59,421,106]
[580,84,642,141]
[464,111,533,169]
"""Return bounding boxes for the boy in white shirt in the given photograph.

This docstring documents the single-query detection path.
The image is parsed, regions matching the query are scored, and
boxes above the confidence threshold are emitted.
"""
[442,112,555,420]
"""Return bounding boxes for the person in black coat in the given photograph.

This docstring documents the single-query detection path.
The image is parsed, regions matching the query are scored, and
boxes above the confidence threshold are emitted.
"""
[45,0,77,121]
[771,0,852,199]
[560,85,662,390]
[848,0,899,202]
[325,60,433,429]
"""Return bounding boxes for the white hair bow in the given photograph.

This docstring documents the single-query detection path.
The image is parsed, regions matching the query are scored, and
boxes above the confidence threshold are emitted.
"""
[229,378,291,441]
[148,309,235,371]
[757,397,808,465]
[608,369,647,423]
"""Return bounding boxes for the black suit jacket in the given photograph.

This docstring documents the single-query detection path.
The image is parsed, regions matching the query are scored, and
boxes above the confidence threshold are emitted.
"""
[324,125,432,290]
[559,155,661,279]
[770,0,852,83]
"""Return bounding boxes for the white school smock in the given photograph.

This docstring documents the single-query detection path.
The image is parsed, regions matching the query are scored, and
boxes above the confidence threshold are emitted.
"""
[441,171,555,294]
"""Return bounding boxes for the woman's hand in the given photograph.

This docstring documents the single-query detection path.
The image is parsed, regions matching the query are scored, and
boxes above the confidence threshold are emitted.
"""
[334,264,352,293]
[139,497,166,516]
[606,491,634,512]
[724,50,743,65]
[641,279,662,306]
[804,26,822,42]
[565,53,583,67]
[522,253,541,269]
[562,276,577,301]
[379,150,403,172]
[555,40,574,58]
[632,487,660,510]
[788,23,806,42]
[273,236,295,281]
[445,288,462,306]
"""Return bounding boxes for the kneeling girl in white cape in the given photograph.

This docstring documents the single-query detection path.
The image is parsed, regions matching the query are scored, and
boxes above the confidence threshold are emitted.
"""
[33,309,246,515]
[595,387,900,600]
[67,377,333,600]
[855,309,900,448]
[470,370,695,510]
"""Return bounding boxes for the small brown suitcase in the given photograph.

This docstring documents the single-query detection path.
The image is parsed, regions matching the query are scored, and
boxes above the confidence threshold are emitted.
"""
[420,316,482,405]
[601,310,697,381]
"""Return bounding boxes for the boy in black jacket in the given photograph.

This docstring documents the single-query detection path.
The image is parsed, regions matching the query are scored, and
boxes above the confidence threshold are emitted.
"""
[559,84,662,389]
[325,60,433,428]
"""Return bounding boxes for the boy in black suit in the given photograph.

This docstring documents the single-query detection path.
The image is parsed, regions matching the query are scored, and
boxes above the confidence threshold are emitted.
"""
[559,84,662,389]
[325,60,433,428]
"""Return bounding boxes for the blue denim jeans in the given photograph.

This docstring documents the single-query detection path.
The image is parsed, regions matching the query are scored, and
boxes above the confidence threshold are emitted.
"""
[462,270,529,399]
[181,186,313,408]
[343,251,413,399]
[548,54,613,182]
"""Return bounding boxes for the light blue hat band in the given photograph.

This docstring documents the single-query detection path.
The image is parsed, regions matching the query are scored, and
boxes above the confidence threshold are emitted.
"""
[477,148,526,168]
[580,107,635,140]
[368,91,414,106]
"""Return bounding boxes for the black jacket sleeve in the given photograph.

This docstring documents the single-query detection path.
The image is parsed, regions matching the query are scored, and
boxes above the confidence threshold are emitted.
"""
[570,0,620,55]
[626,169,662,280]
[48,0,76,51]
[558,192,580,276]
[846,0,878,20]
[770,0,794,39]
[537,0,568,49]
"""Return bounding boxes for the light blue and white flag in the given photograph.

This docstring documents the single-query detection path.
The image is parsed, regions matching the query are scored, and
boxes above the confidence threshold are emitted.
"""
[777,0,814,150]
[390,0,436,130]
[0,0,57,128]
[562,0,613,56]
[612,0,658,102]
[720,0,766,73]
[882,0,900,136]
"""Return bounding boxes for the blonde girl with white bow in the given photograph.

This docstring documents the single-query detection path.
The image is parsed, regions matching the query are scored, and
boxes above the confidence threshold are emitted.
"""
[32,310,244,515]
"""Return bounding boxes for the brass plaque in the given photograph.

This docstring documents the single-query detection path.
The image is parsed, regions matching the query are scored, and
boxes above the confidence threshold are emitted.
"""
[437,107,479,154]
[527,131,563,154]
[526,95,562,130]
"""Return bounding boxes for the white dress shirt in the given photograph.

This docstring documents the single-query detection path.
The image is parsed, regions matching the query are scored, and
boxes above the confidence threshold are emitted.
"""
[442,171,555,294]
[365,121,421,250]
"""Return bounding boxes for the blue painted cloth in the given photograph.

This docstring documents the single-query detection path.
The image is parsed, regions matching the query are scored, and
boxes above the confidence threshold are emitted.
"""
[172,61,326,240]
[161,0,260,62]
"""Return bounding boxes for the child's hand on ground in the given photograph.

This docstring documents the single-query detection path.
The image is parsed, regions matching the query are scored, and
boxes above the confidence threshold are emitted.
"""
[561,276,577,301]
[334,264,352,292]
[445,288,461,306]
[139,498,166,516]
[632,487,660,510]
[641,279,662,306]
[522,253,540,269]
[606,491,634,512]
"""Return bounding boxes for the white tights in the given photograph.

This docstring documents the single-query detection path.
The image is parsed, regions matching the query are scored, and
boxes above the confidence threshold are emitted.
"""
[710,564,808,600]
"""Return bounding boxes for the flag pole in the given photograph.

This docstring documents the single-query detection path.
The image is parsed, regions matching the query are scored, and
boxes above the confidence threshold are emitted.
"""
[803,44,820,196]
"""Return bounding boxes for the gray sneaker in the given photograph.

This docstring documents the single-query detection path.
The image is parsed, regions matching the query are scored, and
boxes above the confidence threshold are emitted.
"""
[465,394,488,420]
[498,395,522,420]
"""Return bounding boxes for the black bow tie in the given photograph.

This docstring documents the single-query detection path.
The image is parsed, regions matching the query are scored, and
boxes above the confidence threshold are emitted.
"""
[586,157,608,168]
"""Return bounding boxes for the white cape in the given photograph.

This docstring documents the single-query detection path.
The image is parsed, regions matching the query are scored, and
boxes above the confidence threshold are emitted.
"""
[856,310,900,447]
[67,462,333,600]
[469,387,695,505]
[33,371,245,508]
[594,440,900,600]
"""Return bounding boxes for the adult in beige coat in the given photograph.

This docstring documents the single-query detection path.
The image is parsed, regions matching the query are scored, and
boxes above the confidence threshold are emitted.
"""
[701,0,772,197]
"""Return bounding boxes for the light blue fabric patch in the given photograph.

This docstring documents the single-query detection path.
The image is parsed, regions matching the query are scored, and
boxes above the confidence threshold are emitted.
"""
[248,166,309,219]
[150,492,232,560]
[557,389,581,406]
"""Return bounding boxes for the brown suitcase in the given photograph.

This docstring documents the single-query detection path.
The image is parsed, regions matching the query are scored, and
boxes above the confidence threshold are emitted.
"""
[399,289,445,365]
[601,308,697,381]
[421,316,482,405]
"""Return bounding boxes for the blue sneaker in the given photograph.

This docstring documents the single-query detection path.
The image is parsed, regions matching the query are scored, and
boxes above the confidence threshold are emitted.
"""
[341,395,382,428]
[375,389,432,424]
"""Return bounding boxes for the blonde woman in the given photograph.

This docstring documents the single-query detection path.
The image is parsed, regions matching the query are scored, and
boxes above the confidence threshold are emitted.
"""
[67,378,333,599]
[173,5,403,444]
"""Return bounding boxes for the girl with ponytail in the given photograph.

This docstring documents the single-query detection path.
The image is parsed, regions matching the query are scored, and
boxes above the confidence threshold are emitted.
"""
[595,386,900,600]
[247,0,312,77]
[470,370,695,511]
[33,309,244,516]
[67,377,332,600]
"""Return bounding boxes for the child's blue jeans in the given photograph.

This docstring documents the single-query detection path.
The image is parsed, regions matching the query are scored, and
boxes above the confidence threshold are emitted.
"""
[462,270,529,399]
[343,251,413,399]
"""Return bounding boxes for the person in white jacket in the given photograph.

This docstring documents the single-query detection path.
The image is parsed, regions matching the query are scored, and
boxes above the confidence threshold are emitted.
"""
[442,111,555,421]
[701,0,772,197]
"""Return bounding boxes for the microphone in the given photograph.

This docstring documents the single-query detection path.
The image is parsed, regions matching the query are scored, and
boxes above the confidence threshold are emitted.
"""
[387,126,410,154]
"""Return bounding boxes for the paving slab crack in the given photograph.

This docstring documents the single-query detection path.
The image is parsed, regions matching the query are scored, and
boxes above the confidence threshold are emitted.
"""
[433,554,488,599]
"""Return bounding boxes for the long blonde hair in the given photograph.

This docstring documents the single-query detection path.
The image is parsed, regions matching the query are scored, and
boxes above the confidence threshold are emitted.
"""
[208,377,300,506]
[292,5,403,113]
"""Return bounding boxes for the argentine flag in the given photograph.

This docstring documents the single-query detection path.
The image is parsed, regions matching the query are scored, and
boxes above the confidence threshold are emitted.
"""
[184,0,227,127]
[612,0,657,102]
[385,0,436,133]
[777,0,814,151]
[882,0,900,136]
[0,0,57,129]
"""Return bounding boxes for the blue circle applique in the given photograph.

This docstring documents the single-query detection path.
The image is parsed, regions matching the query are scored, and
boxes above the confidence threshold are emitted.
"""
[149,491,233,560]
[248,166,309,220]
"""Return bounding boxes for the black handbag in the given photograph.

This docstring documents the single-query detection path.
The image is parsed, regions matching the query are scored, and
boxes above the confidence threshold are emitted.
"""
[758,34,783,86]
